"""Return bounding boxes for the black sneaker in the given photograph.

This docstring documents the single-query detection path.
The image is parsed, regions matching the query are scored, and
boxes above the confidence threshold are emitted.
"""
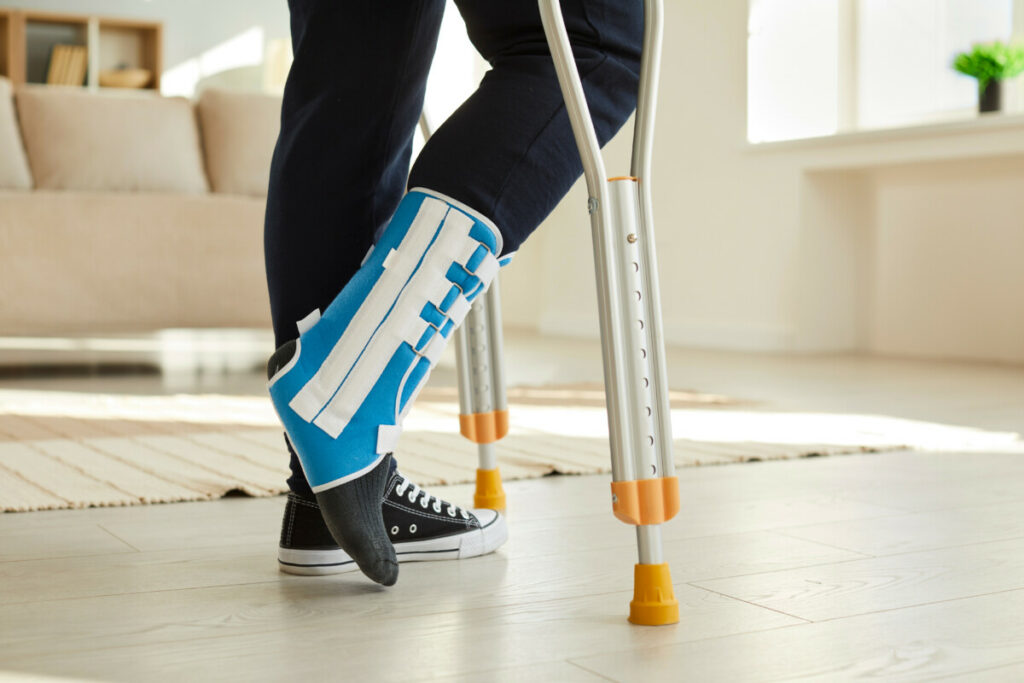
[278,469,508,575]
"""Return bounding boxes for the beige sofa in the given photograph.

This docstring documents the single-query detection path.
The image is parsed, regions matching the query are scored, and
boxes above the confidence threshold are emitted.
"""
[0,78,280,334]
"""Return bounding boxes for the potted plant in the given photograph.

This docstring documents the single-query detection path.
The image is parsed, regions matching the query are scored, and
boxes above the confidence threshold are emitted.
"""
[953,41,1024,113]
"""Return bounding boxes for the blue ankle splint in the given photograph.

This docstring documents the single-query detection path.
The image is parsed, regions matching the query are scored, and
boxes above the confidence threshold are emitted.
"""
[268,188,505,492]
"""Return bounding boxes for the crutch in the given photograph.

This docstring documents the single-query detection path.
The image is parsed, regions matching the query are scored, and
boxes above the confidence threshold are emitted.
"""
[418,114,510,512]
[539,0,679,625]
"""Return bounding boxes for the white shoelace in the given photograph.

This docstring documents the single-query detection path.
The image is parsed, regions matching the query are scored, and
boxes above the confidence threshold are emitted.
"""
[394,473,470,519]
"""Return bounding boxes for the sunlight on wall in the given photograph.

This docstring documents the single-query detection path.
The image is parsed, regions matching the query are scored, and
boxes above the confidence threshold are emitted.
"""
[161,26,265,97]
[414,2,486,154]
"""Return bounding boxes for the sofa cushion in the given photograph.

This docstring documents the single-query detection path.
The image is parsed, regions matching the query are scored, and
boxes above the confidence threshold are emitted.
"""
[0,78,33,190]
[197,88,280,196]
[15,86,209,193]
[0,190,269,333]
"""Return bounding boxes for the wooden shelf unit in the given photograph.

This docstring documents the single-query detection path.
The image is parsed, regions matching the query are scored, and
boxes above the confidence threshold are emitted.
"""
[0,8,161,91]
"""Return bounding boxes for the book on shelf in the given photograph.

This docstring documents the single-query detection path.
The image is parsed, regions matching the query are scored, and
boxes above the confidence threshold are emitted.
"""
[46,44,88,86]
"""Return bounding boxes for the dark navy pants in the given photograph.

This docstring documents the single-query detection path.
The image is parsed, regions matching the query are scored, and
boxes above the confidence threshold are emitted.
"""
[265,0,643,495]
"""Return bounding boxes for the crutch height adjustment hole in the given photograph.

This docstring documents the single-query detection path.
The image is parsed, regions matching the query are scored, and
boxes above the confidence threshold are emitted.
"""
[650,463,657,475]
[642,377,649,388]
[632,262,639,272]
[635,290,642,301]
[638,319,645,330]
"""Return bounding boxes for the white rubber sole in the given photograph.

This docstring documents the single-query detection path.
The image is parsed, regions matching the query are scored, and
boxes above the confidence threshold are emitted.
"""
[278,509,508,576]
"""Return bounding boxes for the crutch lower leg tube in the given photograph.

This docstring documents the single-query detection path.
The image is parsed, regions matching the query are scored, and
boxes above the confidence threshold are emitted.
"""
[420,113,510,512]
[454,279,509,510]
[539,0,679,625]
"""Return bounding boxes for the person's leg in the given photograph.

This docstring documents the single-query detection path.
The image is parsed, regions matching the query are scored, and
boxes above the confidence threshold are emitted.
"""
[267,0,642,586]
[264,0,446,498]
[275,0,643,500]
[411,0,643,254]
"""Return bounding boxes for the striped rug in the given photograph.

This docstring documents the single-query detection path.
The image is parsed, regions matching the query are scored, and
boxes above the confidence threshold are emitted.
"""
[1,384,1018,512]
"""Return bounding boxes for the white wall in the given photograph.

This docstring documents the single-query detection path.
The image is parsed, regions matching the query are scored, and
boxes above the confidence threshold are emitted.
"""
[19,0,1023,364]
[870,158,1024,362]
[501,0,1024,365]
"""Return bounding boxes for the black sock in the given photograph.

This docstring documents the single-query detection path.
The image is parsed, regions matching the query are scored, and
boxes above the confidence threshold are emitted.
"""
[269,341,398,586]
[314,454,398,586]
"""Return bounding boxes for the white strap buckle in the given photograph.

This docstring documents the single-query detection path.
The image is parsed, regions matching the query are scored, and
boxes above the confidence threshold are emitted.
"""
[377,424,402,454]
[296,309,321,336]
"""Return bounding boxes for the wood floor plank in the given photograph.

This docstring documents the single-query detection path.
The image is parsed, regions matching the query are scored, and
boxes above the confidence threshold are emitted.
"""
[937,661,1024,682]
[0,523,135,562]
[505,516,867,572]
[97,505,282,553]
[693,536,1024,621]
[436,661,609,682]
[568,588,1024,682]
[0,582,797,681]
[0,487,866,606]
[776,499,1024,556]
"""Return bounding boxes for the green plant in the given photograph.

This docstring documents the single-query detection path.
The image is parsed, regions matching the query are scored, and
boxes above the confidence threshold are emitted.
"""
[953,41,1024,92]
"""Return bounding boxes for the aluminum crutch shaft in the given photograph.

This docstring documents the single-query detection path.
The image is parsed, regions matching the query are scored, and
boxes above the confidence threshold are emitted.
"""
[539,0,679,626]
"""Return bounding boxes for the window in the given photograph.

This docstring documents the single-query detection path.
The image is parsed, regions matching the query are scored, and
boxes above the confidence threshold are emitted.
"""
[748,0,1017,143]
[748,0,841,143]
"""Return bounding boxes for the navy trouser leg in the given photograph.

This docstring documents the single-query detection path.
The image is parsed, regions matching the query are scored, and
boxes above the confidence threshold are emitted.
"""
[265,0,642,496]
[265,1,445,495]
[412,0,643,253]
[265,0,446,350]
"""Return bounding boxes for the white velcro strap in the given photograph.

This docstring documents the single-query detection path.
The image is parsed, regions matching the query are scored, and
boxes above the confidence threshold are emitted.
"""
[446,294,471,326]
[422,333,447,365]
[289,197,447,422]
[377,424,402,454]
[296,309,321,336]
[426,278,453,311]
[473,252,500,284]
[384,248,426,275]
[311,209,475,438]
[456,239,481,266]
[399,314,430,349]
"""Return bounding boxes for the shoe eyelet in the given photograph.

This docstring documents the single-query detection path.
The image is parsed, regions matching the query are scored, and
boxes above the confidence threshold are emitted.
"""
[433,502,442,513]
[409,524,417,534]
[420,499,429,508]
[390,526,399,535]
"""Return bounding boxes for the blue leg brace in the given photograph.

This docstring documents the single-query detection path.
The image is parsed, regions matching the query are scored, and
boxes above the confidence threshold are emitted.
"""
[267,188,503,584]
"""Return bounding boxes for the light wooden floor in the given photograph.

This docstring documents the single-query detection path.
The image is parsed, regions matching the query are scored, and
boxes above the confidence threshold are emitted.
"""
[2,338,1024,682]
